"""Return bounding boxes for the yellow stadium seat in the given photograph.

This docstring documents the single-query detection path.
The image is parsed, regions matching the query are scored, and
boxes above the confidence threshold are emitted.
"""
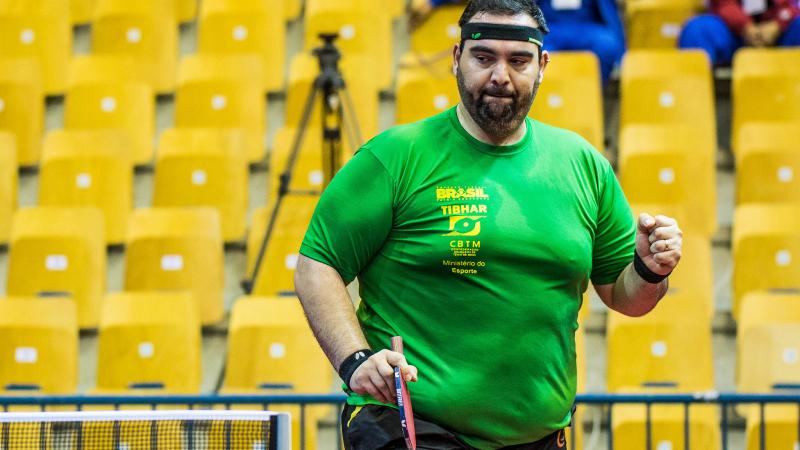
[732,48,800,147]
[284,52,379,143]
[91,0,178,94]
[154,128,248,243]
[0,58,43,166]
[530,51,604,151]
[0,132,16,244]
[246,196,319,296]
[0,0,71,95]
[304,0,394,91]
[198,0,286,93]
[7,208,106,329]
[39,129,133,245]
[68,54,152,88]
[124,208,225,325]
[285,0,301,20]
[0,297,77,394]
[613,402,720,450]
[175,54,266,164]
[176,0,196,23]
[619,125,717,238]
[607,302,713,391]
[737,292,800,391]
[70,0,94,24]
[64,81,155,166]
[396,56,458,125]
[744,405,799,450]
[620,50,715,139]
[223,296,331,393]
[626,0,703,49]
[732,204,800,317]
[735,123,800,205]
[96,292,201,393]
[409,4,463,55]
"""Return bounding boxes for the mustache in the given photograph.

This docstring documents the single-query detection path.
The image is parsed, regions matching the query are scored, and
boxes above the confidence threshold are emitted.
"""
[480,86,515,98]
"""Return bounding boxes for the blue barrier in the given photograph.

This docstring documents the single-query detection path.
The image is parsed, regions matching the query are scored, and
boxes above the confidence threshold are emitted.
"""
[0,392,798,450]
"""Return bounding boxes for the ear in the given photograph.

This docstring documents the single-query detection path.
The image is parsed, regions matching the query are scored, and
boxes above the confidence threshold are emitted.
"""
[452,43,461,76]
[538,50,551,83]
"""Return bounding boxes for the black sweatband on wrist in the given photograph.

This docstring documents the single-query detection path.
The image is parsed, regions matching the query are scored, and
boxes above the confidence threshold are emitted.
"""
[461,23,545,47]
[338,349,374,389]
[633,252,671,284]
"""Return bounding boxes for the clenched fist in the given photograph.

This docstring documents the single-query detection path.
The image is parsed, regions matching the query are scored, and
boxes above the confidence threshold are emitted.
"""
[635,213,682,276]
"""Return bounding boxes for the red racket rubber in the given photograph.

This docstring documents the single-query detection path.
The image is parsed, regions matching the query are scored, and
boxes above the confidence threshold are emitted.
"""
[392,336,417,450]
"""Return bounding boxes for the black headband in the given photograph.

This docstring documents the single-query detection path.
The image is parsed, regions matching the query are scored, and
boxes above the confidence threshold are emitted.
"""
[461,23,544,47]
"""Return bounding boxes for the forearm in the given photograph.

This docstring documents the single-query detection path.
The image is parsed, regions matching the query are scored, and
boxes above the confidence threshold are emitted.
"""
[609,263,668,317]
[294,255,370,371]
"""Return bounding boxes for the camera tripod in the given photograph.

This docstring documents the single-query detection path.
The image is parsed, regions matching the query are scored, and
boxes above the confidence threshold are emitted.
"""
[242,33,363,295]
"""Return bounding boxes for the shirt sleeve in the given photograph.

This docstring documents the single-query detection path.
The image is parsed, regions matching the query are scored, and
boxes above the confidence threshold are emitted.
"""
[590,162,635,285]
[299,148,394,284]
[711,0,753,35]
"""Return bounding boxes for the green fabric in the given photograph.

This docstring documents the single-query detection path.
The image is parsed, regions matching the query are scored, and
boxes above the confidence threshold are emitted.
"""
[300,107,634,449]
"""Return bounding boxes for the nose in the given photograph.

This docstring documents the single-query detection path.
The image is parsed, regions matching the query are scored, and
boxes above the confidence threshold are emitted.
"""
[489,60,511,87]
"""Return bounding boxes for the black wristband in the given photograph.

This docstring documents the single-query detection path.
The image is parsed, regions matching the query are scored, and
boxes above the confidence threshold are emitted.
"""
[338,349,374,389]
[634,252,670,284]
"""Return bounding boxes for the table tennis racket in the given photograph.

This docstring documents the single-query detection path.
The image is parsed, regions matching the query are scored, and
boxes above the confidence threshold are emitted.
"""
[391,336,417,450]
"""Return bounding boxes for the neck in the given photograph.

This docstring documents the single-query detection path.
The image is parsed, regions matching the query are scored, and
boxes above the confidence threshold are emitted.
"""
[456,103,527,146]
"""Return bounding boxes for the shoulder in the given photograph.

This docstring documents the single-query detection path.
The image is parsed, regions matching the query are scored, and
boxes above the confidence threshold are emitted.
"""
[358,110,452,164]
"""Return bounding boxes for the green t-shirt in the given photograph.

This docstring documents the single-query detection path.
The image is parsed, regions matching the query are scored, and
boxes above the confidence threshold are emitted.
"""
[299,107,634,449]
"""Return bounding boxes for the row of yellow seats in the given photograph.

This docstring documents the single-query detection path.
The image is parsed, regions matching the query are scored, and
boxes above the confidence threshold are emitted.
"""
[0,127,249,245]
[0,53,267,167]
[0,295,330,395]
[4,207,225,328]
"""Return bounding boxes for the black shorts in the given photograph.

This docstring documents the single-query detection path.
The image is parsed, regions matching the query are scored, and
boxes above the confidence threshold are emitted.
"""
[341,404,567,450]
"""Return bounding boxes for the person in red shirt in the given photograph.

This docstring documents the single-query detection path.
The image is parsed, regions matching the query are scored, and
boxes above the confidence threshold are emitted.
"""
[679,0,800,65]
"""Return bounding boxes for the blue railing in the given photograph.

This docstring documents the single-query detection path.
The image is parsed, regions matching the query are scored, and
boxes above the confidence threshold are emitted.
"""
[0,392,798,450]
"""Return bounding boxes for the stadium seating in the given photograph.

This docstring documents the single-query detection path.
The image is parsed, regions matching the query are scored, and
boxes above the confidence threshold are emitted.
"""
[744,405,800,450]
[39,129,133,245]
[732,204,800,317]
[64,81,154,166]
[619,125,717,238]
[246,195,319,297]
[607,299,714,391]
[175,0,196,23]
[396,55,458,125]
[626,0,703,49]
[124,207,225,326]
[91,0,178,94]
[530,51,604,151]
[154,128,249,243]
[0,57,43,166]
[6,207,106,329]
[0,0,71,95]
[612,401,721,450]
[732,48,800,148]
[0,297,77,394]
[735,123,800,205]
[285,0,301,20]
[620,50,715,133]
[0,132,16,245]
[68,54,152,88]
[198,0,286,93]
[175,54,266,164]
[304,0,394,91]
[409,3,463,55]
[223,296,331,393]
[96,292,201,393]
[70,0,94,24]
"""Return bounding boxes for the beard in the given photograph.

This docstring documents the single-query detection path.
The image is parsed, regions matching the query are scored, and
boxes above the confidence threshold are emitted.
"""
[456,67,539,140]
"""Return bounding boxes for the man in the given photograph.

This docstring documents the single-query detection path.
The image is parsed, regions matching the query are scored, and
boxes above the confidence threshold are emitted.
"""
[679,0,800,65]
[295,1,683,448]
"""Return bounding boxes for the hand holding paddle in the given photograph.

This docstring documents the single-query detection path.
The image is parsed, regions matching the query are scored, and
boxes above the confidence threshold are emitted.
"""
[347,341,418,405]
[392,336,417,450]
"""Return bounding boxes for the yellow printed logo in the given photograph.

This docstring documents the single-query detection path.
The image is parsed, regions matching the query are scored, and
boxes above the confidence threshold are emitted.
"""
[436,186,489,201]
[444,216,485,236]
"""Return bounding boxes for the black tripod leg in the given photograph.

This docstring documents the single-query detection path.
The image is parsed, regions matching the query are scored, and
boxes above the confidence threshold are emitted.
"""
[340,87,364,151]
[241,80,321,295]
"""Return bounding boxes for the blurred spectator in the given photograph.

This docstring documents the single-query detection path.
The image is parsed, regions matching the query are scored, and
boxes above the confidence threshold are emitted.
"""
[679,0,800,65]
[409,0,625,82]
